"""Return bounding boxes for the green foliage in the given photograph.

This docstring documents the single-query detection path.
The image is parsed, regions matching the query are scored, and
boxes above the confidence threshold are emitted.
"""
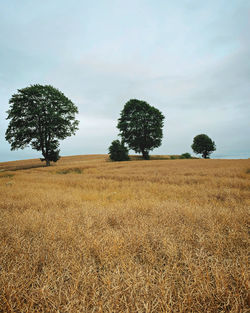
[41,149,60,163]
[180,152,192,159]
[109,140,129,161]
[191,134,216,159]
[170,155,178,159]
[5,85,79,166]
[117,99,165,160]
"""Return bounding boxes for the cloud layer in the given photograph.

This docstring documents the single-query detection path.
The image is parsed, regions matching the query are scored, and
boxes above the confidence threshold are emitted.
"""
[1,0,249,161]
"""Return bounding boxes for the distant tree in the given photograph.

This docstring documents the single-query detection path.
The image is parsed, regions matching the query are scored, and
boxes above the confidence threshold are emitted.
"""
[117,99,165,159]
[191,134,216,159]
[180,152,192,159]
[5,84,79,166]
[108,140,129,161]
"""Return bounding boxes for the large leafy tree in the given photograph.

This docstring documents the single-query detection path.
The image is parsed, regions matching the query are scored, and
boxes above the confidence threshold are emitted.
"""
[117,99,165,159]
[5,84,79,166]
[191,134,216,159]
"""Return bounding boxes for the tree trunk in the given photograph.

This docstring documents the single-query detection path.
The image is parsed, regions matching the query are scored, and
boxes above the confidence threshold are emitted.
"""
[45,159,50,166]
[202,152,208,159]
[142,150,149,160]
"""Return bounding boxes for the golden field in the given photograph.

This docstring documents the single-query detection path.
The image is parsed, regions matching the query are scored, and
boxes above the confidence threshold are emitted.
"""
[0,155,249,312]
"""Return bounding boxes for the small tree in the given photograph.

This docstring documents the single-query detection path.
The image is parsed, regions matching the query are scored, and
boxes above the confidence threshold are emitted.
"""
[117,99,165,159]
[5,84,79,166]
[109,140,129,161]
[191,134,216,159]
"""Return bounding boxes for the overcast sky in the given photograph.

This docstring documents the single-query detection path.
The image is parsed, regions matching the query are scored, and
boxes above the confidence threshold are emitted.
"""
[0,0,249,161]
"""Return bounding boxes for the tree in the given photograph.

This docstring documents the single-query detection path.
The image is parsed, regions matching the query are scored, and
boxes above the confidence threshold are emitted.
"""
[108,140,129,161]
[191,134,216,159]
[5,84,79,166]
[117,99,165,159]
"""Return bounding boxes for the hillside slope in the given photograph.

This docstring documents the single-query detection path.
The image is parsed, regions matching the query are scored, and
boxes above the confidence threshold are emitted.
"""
[0,155,249,312]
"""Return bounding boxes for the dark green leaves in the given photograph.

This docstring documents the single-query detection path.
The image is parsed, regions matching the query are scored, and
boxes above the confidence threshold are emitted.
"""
[117,99,165,159]
[5,84,79,165]
[108,140,129,161]
[191,134,216,158]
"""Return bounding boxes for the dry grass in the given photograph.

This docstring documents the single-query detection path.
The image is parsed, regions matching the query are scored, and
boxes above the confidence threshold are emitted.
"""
[0,155,249,312]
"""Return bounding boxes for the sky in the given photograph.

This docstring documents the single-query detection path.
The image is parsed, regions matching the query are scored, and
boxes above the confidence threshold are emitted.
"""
[0,0,249,161]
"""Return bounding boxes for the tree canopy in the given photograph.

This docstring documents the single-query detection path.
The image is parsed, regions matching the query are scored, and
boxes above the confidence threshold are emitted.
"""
[191,134,216,159]
[117,99,165,159]
[5,84,79,166]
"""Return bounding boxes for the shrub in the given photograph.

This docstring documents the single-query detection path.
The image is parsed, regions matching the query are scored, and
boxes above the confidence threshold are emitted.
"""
[109,140,129,161]
[170,155,178,159]
[180,153,192,159]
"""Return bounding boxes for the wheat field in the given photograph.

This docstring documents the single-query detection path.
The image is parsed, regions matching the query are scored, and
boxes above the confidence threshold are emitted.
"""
[0,155,249,312]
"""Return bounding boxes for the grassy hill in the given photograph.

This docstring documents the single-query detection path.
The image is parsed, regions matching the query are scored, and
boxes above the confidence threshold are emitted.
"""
[0,155,249,312]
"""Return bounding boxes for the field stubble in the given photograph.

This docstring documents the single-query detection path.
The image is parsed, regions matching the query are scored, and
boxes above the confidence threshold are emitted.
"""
[0,155,249,312]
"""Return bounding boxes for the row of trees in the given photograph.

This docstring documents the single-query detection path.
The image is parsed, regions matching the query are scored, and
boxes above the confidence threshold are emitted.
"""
[109,99,216,161]
[5,85,216,165]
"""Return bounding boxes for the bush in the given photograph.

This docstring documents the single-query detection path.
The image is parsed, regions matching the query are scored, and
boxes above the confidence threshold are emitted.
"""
[180,153,192,159]
[108,140,129,161]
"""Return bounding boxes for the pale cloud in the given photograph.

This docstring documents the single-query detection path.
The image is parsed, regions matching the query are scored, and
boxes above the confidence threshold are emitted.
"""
[0,0,249,161]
